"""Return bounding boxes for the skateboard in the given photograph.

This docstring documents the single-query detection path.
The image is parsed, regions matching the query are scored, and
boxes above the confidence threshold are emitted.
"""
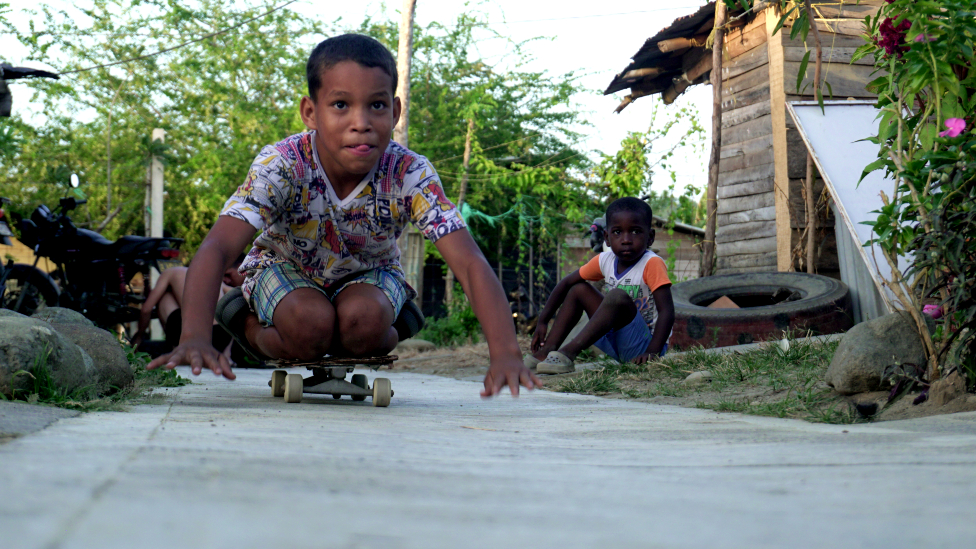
[267,355,397,407]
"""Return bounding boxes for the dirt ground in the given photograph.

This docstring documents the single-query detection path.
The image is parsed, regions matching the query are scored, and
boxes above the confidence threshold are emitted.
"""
[391,340,976,423]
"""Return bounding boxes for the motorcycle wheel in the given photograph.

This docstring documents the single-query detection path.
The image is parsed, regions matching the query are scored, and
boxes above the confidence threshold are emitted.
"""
[1,264,60,316]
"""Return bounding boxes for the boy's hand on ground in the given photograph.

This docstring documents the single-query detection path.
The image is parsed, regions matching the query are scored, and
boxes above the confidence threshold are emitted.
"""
[147,338,237,380]
[482,356,542,398]
[530,324,547,352]
[632,353,659,366]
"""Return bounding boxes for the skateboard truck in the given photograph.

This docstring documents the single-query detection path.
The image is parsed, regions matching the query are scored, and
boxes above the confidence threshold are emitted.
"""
[267,355,396,407]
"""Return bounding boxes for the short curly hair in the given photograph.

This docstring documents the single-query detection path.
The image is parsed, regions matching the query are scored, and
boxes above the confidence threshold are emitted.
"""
[306,34,398,101]
[606,197,653,229]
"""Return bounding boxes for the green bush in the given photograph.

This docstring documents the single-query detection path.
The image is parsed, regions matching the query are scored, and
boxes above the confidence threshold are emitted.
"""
[415,293,482,348]
[856,0,976,382]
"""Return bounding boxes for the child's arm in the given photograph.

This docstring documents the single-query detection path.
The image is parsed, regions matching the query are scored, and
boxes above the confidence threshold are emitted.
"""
[434,228,541,397]
[531,270,585,353]
[147,216,255,379]
[634,285,674,365]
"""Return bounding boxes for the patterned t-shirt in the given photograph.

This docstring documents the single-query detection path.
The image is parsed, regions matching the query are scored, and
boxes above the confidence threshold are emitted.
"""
[578,250,672,335]
[220,132,465,300]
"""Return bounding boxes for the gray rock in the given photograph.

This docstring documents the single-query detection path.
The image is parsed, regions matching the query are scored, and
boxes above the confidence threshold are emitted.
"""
[929,370,967,407]
[0,316,96,399]
[395,338,437,353]
[53,323,133,395]
[825,311,930,395]
[0,309,26,319]
[32,307,95,327]
[684,370,713,386]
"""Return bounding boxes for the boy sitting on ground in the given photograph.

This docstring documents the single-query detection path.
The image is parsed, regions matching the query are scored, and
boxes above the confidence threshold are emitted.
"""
[526,197,675,374]
[148,34,539,397]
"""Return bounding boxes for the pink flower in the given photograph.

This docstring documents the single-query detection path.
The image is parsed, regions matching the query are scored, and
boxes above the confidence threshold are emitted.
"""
[923,304,943,319]
[939,118,967,138]
[914,33,935,43]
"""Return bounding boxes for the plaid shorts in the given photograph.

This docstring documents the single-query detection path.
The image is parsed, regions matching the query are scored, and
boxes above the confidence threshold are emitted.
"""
[247,262,410,327]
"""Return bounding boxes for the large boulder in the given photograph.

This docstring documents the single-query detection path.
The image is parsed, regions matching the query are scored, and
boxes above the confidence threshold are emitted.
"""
[32,307,95,327]
[53,323,134,394]
[0,315,97,399]
[825,311,930,395]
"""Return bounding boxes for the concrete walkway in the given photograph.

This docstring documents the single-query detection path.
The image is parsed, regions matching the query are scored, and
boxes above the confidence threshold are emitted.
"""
[2,368,975,549]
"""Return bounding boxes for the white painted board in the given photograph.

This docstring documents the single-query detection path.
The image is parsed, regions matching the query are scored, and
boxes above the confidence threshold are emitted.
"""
[787,100,908,315]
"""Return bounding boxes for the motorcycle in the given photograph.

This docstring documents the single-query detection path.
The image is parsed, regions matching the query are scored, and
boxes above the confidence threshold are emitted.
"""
[2,182,183,328]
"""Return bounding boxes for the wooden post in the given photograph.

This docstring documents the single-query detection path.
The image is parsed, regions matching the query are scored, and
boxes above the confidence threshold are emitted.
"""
[497,227,504,282]
[149,128,166,341]
[804,0,823,274]
[528,220,534,316]
[700,0,727,278]
[444,117,474,305]
[767,5,791,272]
[556,236,562,283]
[393,0,423,305]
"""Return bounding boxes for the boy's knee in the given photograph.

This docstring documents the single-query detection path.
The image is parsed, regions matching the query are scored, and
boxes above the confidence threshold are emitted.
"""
[336,298,394,354]
[280,304,335,359]
[604,289,636,311]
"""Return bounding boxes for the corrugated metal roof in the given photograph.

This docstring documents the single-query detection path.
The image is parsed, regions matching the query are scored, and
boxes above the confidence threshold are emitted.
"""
[604,2,717,97]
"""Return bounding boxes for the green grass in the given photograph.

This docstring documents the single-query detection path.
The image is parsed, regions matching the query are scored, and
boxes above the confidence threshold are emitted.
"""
[553,335,859,424]
[3,343,189,412]
[555,368,620,394]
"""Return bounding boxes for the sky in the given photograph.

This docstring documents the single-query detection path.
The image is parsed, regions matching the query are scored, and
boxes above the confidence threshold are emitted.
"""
[2,0,713,195]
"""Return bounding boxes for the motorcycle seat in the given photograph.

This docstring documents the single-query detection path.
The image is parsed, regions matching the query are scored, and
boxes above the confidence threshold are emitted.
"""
[75,228,113,246]
[111,235,163,254]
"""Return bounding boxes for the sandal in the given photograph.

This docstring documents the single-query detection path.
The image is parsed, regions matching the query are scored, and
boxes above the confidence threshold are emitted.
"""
[523,354,542,373]
[537,351,576,375]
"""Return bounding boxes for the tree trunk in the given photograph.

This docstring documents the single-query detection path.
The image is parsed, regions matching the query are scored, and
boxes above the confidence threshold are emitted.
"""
[393,0,421,305]
[700,0,727,278]
[444,117,474,306]
[393,0,416,147]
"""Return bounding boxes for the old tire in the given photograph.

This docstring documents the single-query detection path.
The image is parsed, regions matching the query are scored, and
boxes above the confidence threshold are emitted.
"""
[670,272,853,350]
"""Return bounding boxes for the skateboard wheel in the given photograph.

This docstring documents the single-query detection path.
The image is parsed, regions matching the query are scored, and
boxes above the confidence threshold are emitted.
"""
[271,370,287,398]
[351,374,368,402]
[284,373,304,403]
[372,377,392,407]
[332,394,342,399]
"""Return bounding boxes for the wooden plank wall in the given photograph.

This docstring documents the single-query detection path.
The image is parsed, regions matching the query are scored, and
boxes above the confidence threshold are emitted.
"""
[779,0,881,277]
[714,10,778,274]
[712,0,882,276]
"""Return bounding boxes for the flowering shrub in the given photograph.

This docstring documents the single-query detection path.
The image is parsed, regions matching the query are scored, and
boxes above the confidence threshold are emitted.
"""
[856,0,976,382]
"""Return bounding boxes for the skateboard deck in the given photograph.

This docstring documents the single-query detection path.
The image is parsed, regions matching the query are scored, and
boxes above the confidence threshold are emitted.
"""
[267,355,397,407]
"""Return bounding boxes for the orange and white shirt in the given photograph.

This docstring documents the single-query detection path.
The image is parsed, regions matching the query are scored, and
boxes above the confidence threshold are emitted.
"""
[578,250,672,335]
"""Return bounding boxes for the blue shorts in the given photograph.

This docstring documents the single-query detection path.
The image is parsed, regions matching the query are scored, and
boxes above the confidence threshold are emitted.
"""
[593,313,667,363]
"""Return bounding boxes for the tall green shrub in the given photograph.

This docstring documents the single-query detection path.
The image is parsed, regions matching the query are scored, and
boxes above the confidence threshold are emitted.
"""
[855,0,976,381]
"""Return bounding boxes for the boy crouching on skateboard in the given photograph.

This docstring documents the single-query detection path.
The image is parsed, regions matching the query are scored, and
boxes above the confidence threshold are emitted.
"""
[526,197,675,374]
[148,34,541,397]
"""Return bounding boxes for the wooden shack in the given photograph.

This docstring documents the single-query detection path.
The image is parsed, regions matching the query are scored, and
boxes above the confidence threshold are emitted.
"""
[605,0,882,277]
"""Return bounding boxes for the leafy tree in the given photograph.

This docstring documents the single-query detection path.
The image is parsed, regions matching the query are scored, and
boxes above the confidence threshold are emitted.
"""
[591,98,705,225]
[854,0,976,382]
[2,0,311,249]
[2,0,593,265]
